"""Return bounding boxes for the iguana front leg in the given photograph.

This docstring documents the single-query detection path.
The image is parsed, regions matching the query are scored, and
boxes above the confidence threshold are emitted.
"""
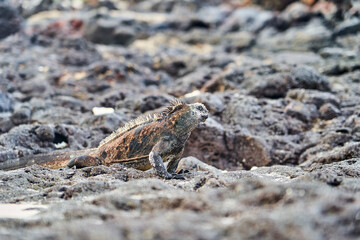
[150,138,185,180]
[166,149,184,174]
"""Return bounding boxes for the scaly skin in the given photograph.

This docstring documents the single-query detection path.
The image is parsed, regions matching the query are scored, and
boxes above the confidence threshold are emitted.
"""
[0,101,209,179]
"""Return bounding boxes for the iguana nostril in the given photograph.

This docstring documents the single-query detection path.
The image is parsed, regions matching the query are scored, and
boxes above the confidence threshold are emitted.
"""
[201,114,208,121]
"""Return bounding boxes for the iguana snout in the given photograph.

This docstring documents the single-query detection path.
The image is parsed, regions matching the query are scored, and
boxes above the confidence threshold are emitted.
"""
[190,103,209,123]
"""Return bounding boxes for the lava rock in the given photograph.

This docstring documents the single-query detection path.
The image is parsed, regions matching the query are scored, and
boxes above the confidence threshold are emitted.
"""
[319,47,356,59]
[183,117,237,170]
[11,106,31,125]
[230,133,272,169]
[0,113,13,133]
[183,116,271,170]
[222,31,255,52]
[248,73,294,98]
[279,2,312,27]
[84,18,135,46]
[34,125,55,142]
[220,7,274,33]
[113,27,137,46]
[301,142,360,168]
[183,93,225,115]
[334,18,360,36]
[258,18,333,51]
[0,1,21,39]
[197,5,230,26]
[0,92,12,112]
[319,103,341,120]
[285,101,318,123]
[139,95,173,113]
[249,0,297,11]
[287,89,340,109]
[292,65,331,91]
[171,67,220,96]
[81,112,128,134]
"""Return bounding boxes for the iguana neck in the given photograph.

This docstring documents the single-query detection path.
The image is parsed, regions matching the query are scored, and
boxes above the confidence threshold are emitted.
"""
[168,110,198,139]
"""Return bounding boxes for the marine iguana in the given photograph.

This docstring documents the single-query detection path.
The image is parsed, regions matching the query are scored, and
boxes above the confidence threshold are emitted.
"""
[0,100,209,179]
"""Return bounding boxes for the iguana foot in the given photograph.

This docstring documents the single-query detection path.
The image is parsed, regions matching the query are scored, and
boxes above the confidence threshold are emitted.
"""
[164,173,186,180]
[67,155,101,168]
[176,169,190,174]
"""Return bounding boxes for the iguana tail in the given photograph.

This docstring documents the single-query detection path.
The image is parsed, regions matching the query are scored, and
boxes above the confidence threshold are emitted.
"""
[0,148,97,171]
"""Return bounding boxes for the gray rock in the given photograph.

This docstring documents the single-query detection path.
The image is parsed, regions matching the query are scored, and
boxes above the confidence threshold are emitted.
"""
[0,124,99,158]
[292,65,331,91]
[279,2,312,25]
[319,103,341,120]
[301,142,360,168]
[0,1,21,39]
[249,0,297,11]
[285,101,318,123]
[139,94,174,113]
[248,73,294,98]
[57,38,102,66]
[11,106,31,125]
[229,132,272,169]
[308,158,360,189]
[31,106,87,125]
[53,95,87,112]
[222,95,307,164]
[258,18,333,51]
[0,112,13,133]
[113,26,136,46]
[171,67,220,96]
[287,89,340,108]
[183,117,236,170]
[1,160,360,240]
[0,92,12,112]
[34,125,55,142]
[220,7,274,33]
[334,18,360,36]
[84,18,117,44]
[271,51,323,65]
[183,92,225,114]
[84,18,135,46]
[222,31,255,52]
[81,112,128,134]
[319,47,356,59]
[177,156,223,175]
[197,5,230,26]
[100,90,126,108]
[184,115,271,170]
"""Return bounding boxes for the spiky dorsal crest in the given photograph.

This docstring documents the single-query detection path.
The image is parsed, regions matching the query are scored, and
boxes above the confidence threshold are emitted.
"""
[99,113,161,147]
[161,99,186,116]
[99,99,186,147]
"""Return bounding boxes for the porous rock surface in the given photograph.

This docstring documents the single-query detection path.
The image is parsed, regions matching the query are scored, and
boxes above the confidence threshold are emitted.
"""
[0,0,360,239]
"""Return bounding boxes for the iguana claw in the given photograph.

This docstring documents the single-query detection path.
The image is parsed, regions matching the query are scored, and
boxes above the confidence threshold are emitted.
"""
[165,173,186,180]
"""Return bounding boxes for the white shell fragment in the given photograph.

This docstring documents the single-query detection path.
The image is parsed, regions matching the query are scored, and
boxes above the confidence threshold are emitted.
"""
[92,107,115,116]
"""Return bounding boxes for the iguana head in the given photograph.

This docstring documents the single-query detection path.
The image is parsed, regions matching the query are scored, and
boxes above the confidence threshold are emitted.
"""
[189,102,209,124]
[165,100,208,135]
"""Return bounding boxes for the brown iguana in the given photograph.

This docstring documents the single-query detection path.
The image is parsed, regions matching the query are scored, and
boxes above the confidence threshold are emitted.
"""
[0,100,209,179]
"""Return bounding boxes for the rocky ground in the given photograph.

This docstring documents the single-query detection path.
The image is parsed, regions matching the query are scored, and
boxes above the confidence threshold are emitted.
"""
[0,0,360,239]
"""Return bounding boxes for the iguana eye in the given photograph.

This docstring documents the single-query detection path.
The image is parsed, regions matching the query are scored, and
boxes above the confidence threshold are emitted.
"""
[196,105,203,111]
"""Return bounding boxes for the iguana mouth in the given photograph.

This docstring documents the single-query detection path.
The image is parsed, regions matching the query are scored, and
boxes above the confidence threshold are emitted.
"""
[200,114,208,122]
[198,122,206,127]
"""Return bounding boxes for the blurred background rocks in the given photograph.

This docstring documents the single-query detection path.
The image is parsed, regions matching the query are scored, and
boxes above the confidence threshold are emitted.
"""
[0,0,360,239]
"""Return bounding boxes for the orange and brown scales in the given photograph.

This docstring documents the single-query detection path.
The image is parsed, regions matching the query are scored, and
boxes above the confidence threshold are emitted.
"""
[90,101,205,172]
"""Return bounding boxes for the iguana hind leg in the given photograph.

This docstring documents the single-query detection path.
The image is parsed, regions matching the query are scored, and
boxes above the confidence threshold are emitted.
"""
[67,155,103,168]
